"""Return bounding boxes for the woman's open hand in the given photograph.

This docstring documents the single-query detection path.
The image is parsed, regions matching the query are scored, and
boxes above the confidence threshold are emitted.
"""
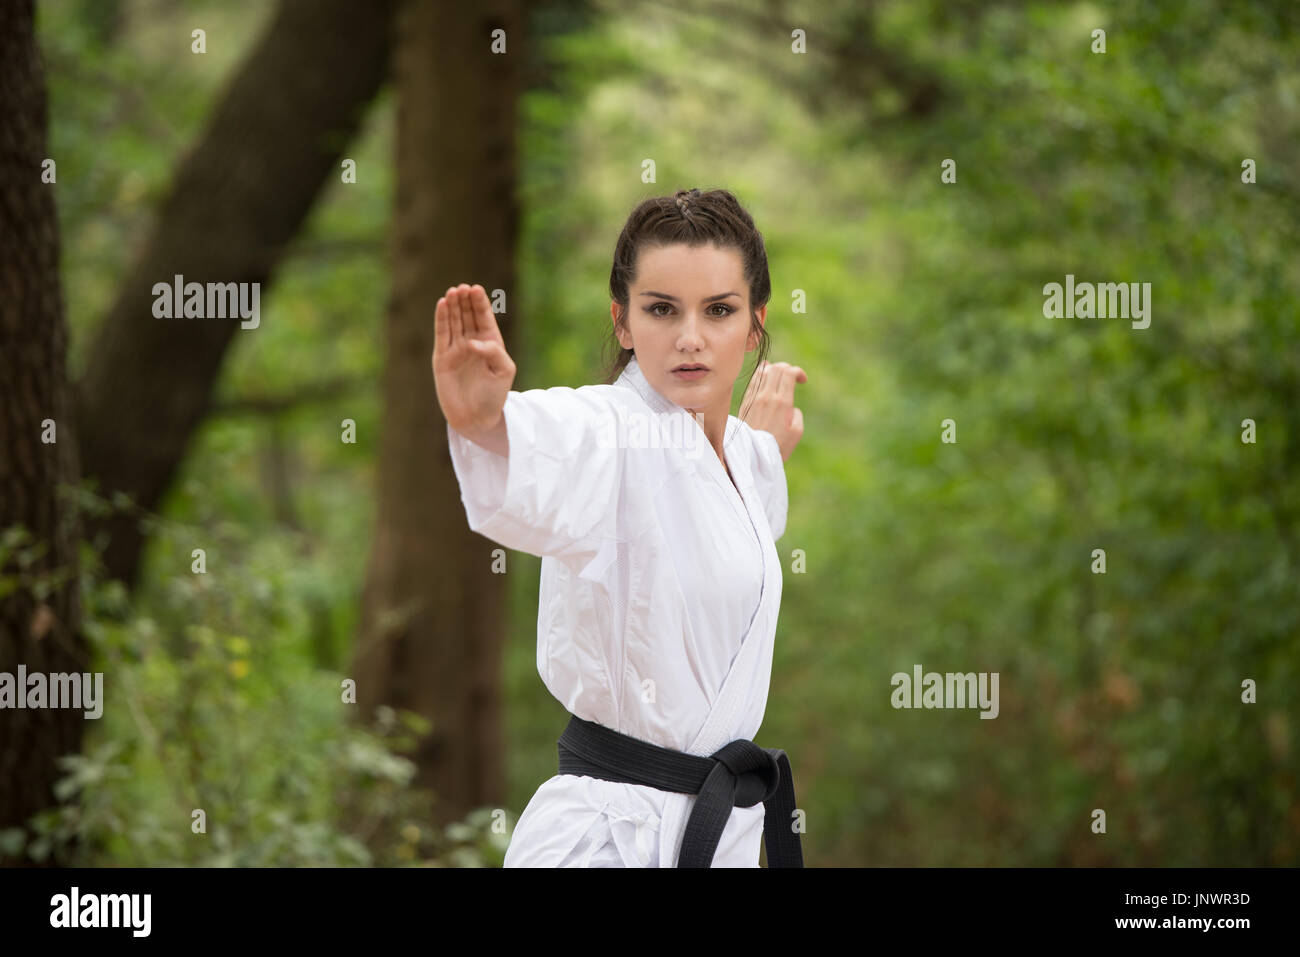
[739,361,806,462]
[433,284,516,447]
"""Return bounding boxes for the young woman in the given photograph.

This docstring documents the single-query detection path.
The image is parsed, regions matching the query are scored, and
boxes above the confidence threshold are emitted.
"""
[432,188,807,867]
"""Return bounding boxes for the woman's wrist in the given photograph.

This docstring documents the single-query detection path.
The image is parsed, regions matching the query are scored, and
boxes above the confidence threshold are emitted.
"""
[453,410,509,457]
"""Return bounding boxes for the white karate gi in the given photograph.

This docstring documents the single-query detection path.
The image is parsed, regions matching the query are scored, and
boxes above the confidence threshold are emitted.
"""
[446,354,788,867]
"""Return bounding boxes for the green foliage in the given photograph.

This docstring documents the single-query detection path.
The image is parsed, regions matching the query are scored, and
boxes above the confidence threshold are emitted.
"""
[29,0,1299,866]
[514,0,1299,866]
[1,494,512,867]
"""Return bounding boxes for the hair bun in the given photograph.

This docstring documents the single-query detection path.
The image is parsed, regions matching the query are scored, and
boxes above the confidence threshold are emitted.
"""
[675,188,701,218]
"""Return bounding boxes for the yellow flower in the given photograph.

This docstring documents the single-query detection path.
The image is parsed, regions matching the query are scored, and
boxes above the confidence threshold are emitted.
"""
[228,659,250,680]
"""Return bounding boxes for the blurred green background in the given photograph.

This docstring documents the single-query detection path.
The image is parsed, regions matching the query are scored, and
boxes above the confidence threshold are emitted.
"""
[11,0,1297,865]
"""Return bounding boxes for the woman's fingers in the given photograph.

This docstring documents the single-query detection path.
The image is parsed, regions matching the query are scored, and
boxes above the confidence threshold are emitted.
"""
[444,285,465,344]
[435,285,501,361]
[780,364,806,404]
[773,363,791,396]
[435,294,453,354]
[455,284,476,343]
[758,361,807,403]
[469,284,488,336]
[441,284,502,344]
[435,287,478,373]
[457,283,474,336]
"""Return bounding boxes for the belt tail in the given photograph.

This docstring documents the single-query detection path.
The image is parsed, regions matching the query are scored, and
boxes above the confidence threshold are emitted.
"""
[761,750,803,867]
[677,760,739,867]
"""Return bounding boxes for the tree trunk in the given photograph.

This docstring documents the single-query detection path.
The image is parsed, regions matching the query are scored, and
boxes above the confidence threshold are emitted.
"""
[0,0,87,863]
[352,0,523,826]
[74,0,397,592]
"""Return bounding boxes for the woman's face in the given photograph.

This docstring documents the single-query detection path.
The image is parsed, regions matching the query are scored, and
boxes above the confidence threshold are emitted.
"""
[612,242,765,419]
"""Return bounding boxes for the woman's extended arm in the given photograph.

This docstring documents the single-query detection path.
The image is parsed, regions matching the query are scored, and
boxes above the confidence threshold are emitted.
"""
[433,283,513,457]
[433,283,625,565]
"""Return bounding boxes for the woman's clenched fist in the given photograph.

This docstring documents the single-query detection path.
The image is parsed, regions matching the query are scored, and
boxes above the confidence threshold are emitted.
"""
[739,360,807,463]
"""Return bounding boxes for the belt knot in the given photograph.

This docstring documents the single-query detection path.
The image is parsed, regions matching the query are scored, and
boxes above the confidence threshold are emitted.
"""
[707,739,781,809]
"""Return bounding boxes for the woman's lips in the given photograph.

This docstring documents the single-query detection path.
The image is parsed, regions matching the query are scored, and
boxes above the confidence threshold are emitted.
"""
[671,367,709,381]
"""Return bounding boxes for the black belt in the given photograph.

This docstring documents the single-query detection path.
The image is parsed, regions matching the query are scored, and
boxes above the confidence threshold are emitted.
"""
[556,713,803,867]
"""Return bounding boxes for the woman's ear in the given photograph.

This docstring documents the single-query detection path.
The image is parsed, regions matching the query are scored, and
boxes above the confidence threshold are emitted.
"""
[746,304,767,350]
[611,301,633,350]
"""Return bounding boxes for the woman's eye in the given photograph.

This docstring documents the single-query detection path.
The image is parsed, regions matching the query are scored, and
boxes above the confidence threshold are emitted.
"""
[648,303,734,317]
[647,302,738,317]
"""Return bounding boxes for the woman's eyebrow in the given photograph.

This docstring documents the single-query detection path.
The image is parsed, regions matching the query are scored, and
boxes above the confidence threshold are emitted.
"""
[638,291,740,303]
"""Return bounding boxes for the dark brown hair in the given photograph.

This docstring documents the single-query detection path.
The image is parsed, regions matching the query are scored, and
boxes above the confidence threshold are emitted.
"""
[603,187,772,418]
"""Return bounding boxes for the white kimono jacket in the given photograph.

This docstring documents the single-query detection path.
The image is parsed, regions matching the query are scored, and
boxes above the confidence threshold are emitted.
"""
[446,353,788,867]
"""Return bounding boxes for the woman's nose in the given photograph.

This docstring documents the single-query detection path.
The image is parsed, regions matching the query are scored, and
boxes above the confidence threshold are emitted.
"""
[676,313,705,349]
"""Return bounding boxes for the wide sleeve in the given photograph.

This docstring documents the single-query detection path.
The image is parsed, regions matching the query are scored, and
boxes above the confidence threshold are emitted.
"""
[747,426,788,542]
[445,386,624,565]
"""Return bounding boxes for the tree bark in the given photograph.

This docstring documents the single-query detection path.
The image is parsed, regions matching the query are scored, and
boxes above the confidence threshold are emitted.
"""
[0,0,87,863]
[352,0,523,826]
[74,0,397,592]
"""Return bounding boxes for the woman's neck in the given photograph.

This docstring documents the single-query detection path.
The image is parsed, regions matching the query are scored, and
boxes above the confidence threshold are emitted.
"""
[688,405,729,472]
